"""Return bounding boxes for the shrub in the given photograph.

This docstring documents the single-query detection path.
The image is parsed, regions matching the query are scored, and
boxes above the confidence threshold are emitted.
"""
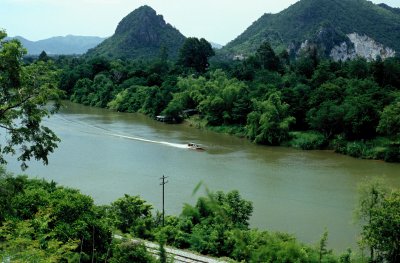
[384,143,400,162]
[289,131,327,150]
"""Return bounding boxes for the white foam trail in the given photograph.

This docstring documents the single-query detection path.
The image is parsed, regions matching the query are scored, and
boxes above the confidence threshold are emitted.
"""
[54,115,190,149]
[105,133,190,149]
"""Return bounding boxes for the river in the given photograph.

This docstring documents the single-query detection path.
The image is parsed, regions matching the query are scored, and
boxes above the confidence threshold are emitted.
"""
[6,101,400,252]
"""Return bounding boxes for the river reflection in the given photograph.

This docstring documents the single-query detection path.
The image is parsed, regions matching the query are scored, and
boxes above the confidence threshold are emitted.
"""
[6,101,400,252]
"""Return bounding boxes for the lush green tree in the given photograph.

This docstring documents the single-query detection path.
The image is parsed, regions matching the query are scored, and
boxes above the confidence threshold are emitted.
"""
[0,172,112,262]
[0,167,25,223]
[0,210,79,262]
[246,92,295,145]
[178,37,215,73]
[307,100,345,139]
[295,45,319,78]
[311,60,336,87]
[362,190,400,262]
[38,50,50,62]
[346,57,369,79]
[71,78,94,104]
[0,31,62,169]
[377,101,400,138]
[255,42,280,71]
[111,194,153,238]
[91,74,115,107]
[342,95,380,139]
[355,178,389,261]
[375,58,400,88]
[213,190,253,229]
[282,83,312,130]
[162,92,190,118]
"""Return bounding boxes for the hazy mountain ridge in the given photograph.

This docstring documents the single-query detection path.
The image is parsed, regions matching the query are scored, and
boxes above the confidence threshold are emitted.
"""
[222,0,400,60]
[86,5,186,60]
[7,35,105,55]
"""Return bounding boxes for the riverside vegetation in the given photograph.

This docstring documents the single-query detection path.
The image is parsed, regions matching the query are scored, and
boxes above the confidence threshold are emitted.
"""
[54,38,400,162]
[1,167,399,262]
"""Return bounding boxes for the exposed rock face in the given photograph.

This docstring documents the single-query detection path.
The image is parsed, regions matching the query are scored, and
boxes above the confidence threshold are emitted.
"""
[330,42,356,61]
[330,33,396,61]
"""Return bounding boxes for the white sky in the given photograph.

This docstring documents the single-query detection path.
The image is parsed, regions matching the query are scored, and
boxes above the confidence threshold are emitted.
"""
[1,0,399,45]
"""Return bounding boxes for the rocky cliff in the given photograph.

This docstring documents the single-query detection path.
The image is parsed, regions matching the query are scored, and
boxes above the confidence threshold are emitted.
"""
[330,33,396,61]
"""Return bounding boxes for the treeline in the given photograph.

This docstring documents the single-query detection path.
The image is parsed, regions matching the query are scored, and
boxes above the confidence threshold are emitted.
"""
[1,168,399,262]
[54,39,400,162]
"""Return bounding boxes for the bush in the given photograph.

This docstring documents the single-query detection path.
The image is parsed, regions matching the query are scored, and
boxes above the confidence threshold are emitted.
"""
[332,134,347,154]
[384,143,400,162]
[332,137,391,160]
[110,240,156,263]
[289,131,327,150]
[346,141,369,158]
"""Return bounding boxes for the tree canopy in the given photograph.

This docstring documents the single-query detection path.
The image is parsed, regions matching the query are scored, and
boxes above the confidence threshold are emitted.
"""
[0,30,62,169]
[178,37,215,73]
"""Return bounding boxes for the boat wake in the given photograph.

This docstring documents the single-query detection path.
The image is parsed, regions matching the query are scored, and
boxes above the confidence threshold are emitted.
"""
[53,115,190,149]
[105,133,190,149]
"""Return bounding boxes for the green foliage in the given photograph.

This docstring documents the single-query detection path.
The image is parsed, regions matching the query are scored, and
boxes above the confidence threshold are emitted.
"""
[362,190,400,262]
[255,42,281,71]
[109,239,156,263]
[110,194,153,238]
[289,131,327,150]
[384,142,400,162]
[0,171,112,262]
[246,92,295,145]
[377,101,400,138]
[38,50,50,62]
[0,210,79,262]
[318,230,332,263]
[356,179,400,262]
[0,31,62,169]
[0,167,25,223]
[178,37,215,73]
[332,137,390,160]
[4,170,383,262]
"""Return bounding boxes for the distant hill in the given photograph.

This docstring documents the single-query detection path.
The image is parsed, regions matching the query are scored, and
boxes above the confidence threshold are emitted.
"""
[222,0,400,61]
[378,3,400,15]
[210,42,223,49]
[87,5,186,60]
[8,35,105,55]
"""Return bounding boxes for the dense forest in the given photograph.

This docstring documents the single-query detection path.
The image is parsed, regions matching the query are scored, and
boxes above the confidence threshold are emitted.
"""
[1,167,399,262]
[53,38,400,162]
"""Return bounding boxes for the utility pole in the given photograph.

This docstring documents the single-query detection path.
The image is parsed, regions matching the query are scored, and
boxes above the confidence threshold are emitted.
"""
[160,175,168,227]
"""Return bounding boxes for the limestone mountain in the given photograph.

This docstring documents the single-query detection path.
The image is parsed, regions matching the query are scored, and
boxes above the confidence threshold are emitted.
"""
[87,5,186,60]
[222,0,400,61]
[7,35,105,55]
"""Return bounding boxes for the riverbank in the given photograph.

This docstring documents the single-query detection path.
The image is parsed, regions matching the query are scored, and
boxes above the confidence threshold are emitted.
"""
[183,115,399,163]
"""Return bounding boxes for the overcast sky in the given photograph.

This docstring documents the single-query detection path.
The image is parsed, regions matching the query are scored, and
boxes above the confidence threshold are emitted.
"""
[1,0,399,45]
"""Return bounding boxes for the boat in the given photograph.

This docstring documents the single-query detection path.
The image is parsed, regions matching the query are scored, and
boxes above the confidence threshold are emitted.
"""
[188,143,205,151]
